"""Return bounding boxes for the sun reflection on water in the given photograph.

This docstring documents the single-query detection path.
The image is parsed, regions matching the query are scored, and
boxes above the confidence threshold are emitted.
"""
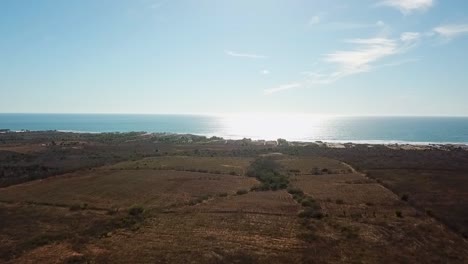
[218,114,331,141]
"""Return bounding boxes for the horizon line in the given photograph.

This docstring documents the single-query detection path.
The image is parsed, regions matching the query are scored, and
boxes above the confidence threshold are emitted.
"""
[1,112,468,118]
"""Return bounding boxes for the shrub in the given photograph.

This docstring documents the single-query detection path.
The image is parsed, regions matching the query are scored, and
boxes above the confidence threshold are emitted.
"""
[218,192,228,197]
[298,232,317,242]
[401,194,409,201]
[128,205,144,216]
[395,210,403,218]
[292,193,305,201]
[229,171,238,176]
[236,189,248,195]
[336,199,344,205]
[311,167,321,175]
[301,197,317,207]
[251,184,269,192]
[425,209,433,217]
[287,187,304,195]
[298,208,324,219]
[246,157,288,191]
[69,204,81,211]
[341,226,359,239]
[107,207,119,215]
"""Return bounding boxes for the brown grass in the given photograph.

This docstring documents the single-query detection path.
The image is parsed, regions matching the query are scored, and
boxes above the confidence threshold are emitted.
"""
[278,157,351,174]
[107,156,253,175]
[2,134,468,263]
[0,169,257,209]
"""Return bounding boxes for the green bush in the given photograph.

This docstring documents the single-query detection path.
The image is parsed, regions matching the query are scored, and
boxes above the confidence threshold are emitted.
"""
[246,157,289,191]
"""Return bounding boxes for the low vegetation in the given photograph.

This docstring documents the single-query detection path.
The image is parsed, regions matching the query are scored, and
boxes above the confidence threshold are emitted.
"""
[246,157,289,190]
[287,187,323,220]
[236,189,248,195]
[1,131,468,262]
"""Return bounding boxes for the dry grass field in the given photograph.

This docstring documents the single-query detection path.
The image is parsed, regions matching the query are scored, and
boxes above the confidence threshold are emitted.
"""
[0,169,257,210]
[289,170,468,263]
[366,168,468,237]
[1,132,468,263]
[278,156,352,174]
[107,156,253,175]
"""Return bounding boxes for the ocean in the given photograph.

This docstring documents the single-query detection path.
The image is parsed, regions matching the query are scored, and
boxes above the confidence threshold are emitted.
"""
[1,114,468,144]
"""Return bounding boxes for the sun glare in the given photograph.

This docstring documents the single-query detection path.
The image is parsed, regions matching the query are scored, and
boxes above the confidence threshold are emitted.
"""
[219,114,329,141]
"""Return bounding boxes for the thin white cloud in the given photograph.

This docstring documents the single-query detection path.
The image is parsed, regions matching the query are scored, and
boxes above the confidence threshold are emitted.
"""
[260,70,270,75]
[265,34,420,94]
[316,21,386,31]
[433,24,468,39]
[325,38,399,73]
[225,50,268,59]
[400,32,421,43]
[264,83,301,95]
[308,16,321,26]
[378,0,434,14]
[376,20,386,27]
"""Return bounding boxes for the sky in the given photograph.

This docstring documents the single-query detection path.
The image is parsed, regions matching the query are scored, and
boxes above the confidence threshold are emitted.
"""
[1,0,468,116]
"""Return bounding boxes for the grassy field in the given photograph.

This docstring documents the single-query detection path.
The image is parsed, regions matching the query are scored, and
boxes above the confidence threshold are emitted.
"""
[366,168,468,237]
[1,132,468,263]
[107,156,253,175]
[288,170,468,263]
[278,156,352,174]
[0,169,258,210]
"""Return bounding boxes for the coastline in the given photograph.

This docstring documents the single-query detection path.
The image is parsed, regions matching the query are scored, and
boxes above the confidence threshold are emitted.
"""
[1,129,467,149]
[2,114,468,146]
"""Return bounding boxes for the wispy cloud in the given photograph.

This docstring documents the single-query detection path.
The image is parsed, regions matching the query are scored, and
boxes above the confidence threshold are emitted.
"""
[433,24,468,39]
[378,0,434,14]
[265,33,420,94]
[400,32,421,43]
[308,16,321,26]
[325,38,399,72]
[260,70,270,75]
[264,83,301,95]
[225,50,268,59]
[312,20,386,31]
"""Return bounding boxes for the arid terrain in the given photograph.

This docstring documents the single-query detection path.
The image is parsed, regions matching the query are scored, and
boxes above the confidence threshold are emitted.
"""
[0,131,467,263]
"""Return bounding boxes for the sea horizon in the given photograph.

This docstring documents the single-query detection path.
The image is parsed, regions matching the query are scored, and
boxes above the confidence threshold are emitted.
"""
[1,113,468,145]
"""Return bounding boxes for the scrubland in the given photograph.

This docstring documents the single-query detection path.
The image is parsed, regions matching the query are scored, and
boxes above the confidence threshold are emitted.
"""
[0,131,467,263]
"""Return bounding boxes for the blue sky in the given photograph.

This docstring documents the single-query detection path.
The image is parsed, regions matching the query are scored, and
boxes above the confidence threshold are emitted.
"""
[1,0,468,115]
